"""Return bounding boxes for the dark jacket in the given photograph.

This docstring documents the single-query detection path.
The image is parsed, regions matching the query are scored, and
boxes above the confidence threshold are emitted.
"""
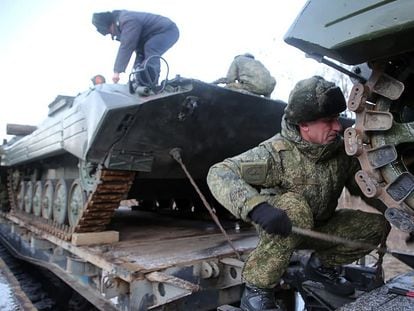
[113,10,177,73]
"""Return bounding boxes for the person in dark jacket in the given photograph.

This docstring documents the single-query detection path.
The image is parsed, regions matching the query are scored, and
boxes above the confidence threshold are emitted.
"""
[92,10,179,84]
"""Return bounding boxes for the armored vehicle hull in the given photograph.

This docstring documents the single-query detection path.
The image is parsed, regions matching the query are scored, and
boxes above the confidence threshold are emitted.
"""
[0,77,286,239]
[285,0,414,233]
[285,0,414,65]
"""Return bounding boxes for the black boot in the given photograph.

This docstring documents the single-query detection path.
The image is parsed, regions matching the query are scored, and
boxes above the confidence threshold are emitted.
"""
[240,284,282,311]
[305,255,355,296]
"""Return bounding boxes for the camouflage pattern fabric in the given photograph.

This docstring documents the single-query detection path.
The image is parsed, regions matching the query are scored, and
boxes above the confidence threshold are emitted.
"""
[207,117,389,288]
[243,193,387,287]
[224,83,254,96]
[225,55,276,97]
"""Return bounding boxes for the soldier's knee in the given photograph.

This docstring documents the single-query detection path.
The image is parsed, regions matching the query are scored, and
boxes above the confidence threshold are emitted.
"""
[267,192,313,229]
[371,213,391,236]
[354,211,390,244]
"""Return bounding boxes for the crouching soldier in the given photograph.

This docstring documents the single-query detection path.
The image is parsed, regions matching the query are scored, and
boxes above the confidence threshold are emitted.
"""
[207,76,389,311]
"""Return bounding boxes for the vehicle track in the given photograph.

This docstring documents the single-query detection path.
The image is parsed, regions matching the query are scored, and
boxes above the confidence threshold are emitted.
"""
[7,168,135,241]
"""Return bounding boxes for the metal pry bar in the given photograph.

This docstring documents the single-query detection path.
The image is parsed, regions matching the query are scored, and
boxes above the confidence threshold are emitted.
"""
[169,147,241,260]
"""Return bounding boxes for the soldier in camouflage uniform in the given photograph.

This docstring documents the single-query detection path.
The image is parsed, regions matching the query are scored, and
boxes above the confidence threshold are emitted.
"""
[207,76,389,311]
[214,53,276,98]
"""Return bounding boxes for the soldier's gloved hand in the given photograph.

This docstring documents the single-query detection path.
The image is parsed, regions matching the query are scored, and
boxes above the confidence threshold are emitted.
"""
[248,202,292,237]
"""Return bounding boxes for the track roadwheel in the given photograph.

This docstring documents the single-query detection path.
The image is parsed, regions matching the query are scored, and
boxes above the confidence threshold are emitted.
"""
[79,161,99,194]
[53,179,69,224]
[68,180,86,227]
[24,181,34,213]
[17,181,25,211]
[42,180,54,219]
[33,181,43,216]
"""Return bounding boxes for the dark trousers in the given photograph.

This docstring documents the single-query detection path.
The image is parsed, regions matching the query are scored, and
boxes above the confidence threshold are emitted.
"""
[134,24,179,83]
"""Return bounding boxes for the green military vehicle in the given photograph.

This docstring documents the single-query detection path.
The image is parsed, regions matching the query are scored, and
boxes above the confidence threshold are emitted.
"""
[282,0,414,309]
[285,0,414,238]
[1,0,414,310]
[0,71,289,309]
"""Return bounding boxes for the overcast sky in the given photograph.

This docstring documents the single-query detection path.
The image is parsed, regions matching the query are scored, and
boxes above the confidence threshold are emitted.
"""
[0,0,333,141]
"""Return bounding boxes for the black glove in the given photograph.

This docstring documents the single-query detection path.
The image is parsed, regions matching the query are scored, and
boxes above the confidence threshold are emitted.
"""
[248,202,292,237]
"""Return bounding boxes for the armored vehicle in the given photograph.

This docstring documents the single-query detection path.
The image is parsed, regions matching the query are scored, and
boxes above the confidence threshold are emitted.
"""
[285,0,414,234]
[282,1,414,309]
[2,1,414,310]
[0,76,286,240]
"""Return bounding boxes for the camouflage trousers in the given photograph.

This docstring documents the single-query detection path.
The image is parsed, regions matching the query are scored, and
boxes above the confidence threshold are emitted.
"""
[225,82,272,98]
[242,192,389,288]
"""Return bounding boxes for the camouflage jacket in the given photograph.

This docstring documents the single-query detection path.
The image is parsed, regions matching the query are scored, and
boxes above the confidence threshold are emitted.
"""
[207,118,373,224]
[226,56,276,95]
